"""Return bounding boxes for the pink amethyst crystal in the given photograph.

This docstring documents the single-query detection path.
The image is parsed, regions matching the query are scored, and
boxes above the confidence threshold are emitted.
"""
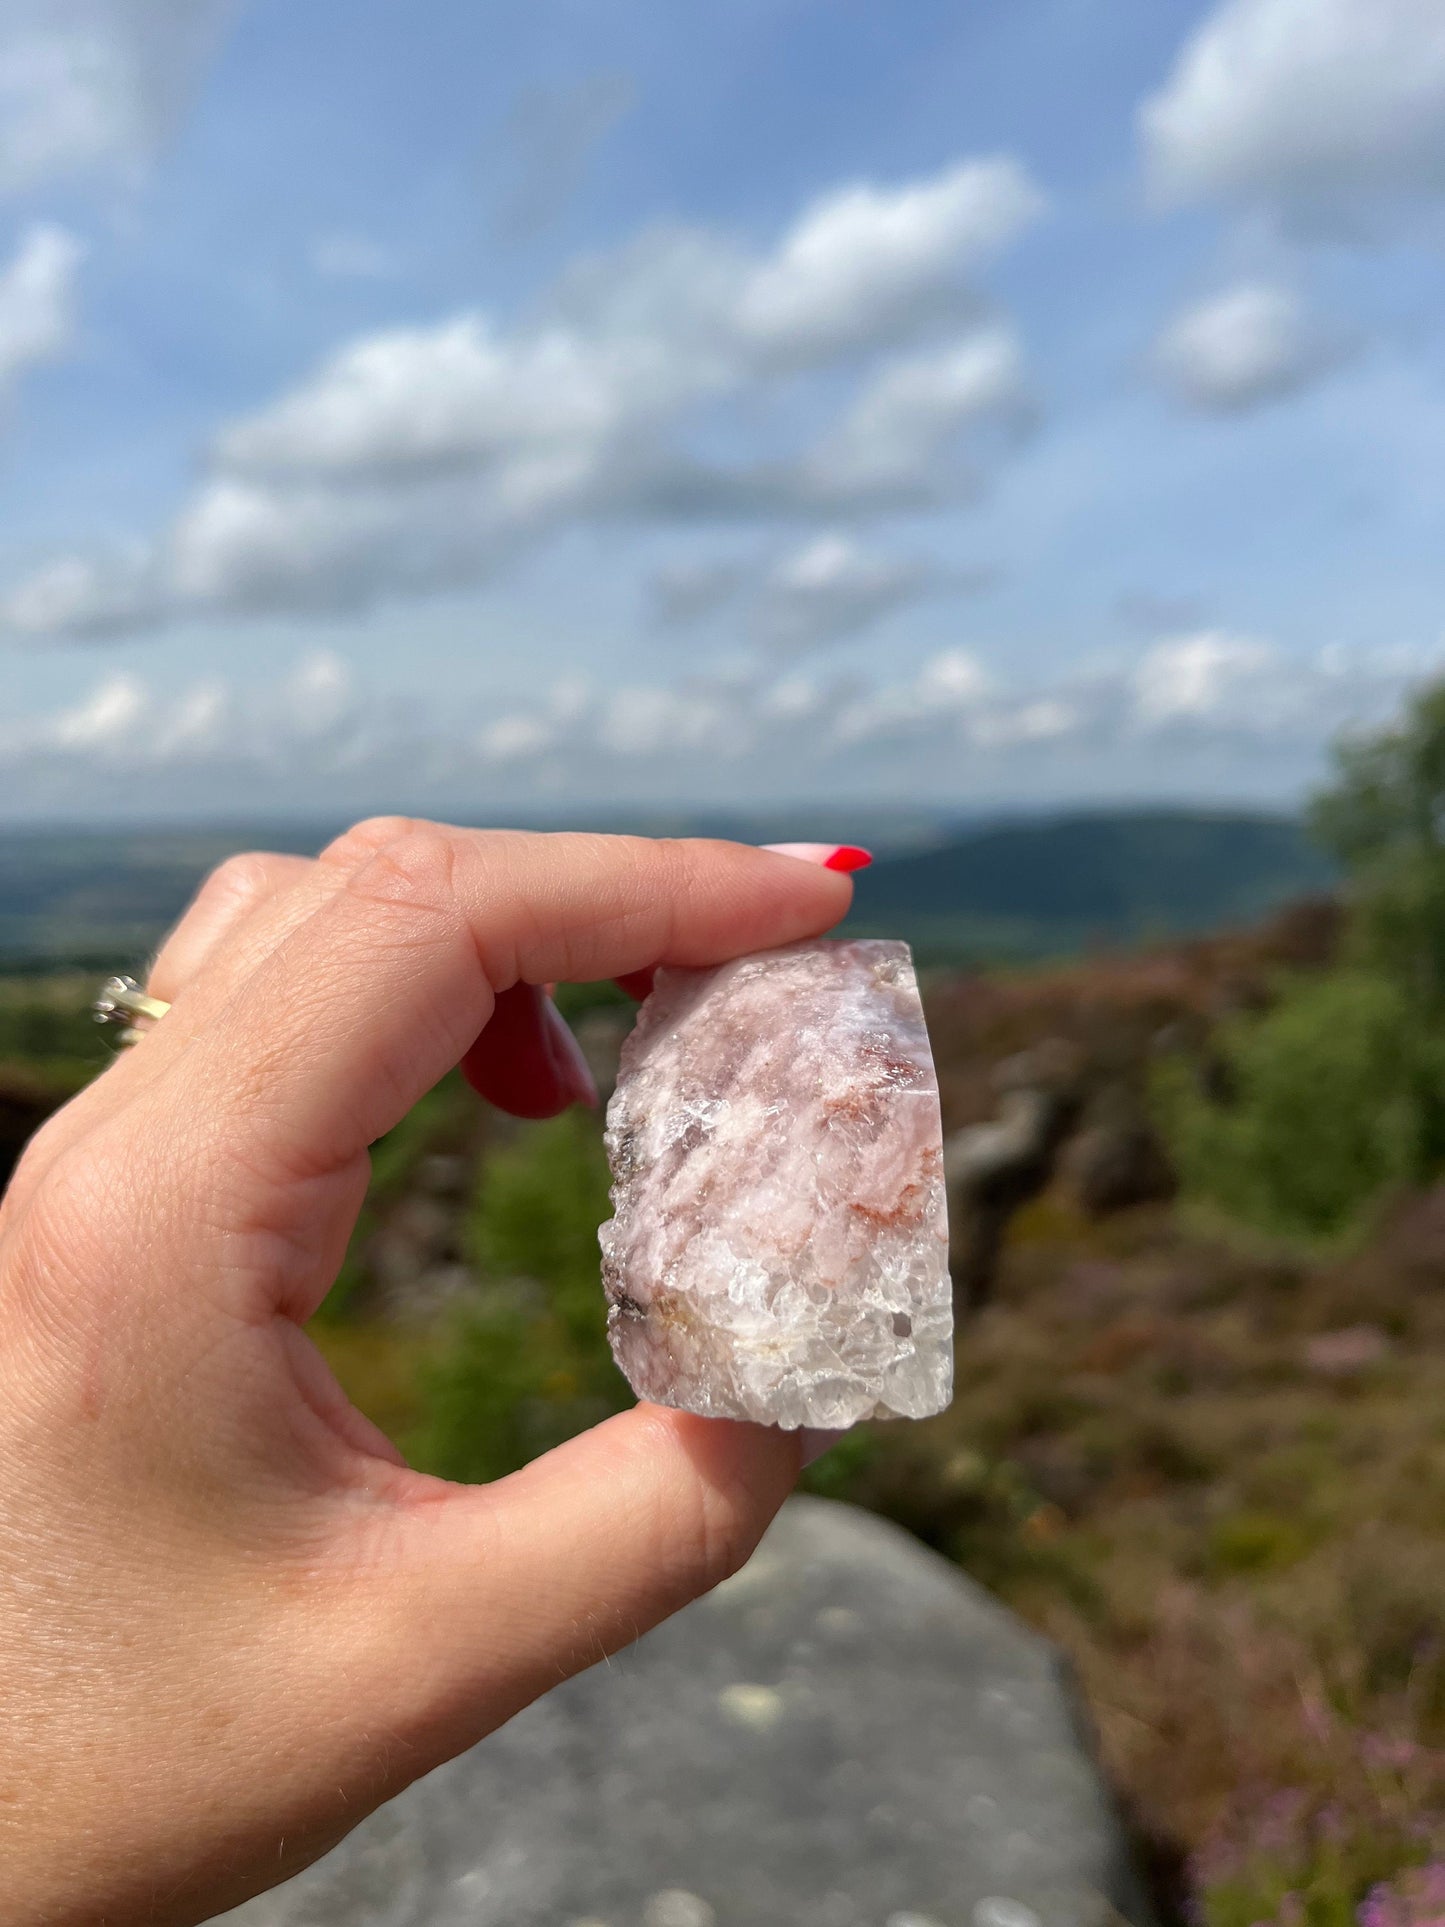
[598,939,953,1429]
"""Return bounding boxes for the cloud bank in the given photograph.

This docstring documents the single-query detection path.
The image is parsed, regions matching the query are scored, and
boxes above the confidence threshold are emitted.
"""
[0,157,1042,640]
[5,632,1436,819]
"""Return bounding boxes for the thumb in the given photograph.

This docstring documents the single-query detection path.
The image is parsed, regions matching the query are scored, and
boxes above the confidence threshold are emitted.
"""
[354,1407,800,1768]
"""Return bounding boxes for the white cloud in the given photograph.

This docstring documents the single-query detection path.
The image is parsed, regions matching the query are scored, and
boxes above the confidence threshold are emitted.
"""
[971,697,1079,748]
[151,677,227,757]
[915,648,992,708]
[213,314,683,479]
[597,683,739,759]
[0,549,154,636]
[1151,282,1347,412]
[0,0,238,196]
[815,327,1031,496]
[753,533,941,654]
[1142,0,1445,228]
[478,712,556,765]
[648,529,994,655]
[735,157,1044,363]
[1,649,355,776]
[4,634,1438,816]
[0,225,84,401]
[1,155,1043,638]
[219,171,1041,488]
[1133,630,1278,723]
[283,649,355,734]
[48,670,148,750]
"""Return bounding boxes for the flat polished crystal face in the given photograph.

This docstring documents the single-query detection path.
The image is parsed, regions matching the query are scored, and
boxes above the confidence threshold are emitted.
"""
[599,939,953,1429]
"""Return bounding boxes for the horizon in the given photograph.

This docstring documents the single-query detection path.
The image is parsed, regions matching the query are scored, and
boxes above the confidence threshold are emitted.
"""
[0,797,1320,841]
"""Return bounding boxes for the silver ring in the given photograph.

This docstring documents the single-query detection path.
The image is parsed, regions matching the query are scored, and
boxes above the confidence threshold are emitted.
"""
[93,975,171,1048]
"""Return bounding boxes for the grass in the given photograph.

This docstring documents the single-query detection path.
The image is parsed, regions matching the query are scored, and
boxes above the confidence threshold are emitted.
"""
[847,1191,1445,1914]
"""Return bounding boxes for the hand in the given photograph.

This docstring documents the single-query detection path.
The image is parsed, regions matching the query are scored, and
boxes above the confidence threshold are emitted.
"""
[0,820,853,1926]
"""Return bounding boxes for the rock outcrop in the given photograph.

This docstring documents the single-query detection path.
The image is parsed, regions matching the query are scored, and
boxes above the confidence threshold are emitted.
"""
[221,1498,1155,1927]
[944,1042,1086,1314]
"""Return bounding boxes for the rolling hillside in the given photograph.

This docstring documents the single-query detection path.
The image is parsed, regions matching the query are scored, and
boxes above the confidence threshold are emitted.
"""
[848,808,1335,960]
[0,809,1334,969]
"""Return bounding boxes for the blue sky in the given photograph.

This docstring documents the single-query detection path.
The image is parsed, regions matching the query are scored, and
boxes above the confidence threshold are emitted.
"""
[1,0,1444,821]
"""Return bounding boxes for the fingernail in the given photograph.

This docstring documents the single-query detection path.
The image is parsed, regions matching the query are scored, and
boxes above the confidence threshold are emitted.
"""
[800,1427,850,1468]
[615,965,658,1002]
[542,995,599,1109]
[824,845,872,874]
[762,842,873,873]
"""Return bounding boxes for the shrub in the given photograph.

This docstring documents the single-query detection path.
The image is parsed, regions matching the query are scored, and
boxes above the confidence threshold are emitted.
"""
[1154,972,1439,1242]
[407,1110,630,1484]
[1191,1769,1444,1927]
[1194,1788,1433,1927]
[1312,681,1445,1021]
[1360,1861,1445,1925]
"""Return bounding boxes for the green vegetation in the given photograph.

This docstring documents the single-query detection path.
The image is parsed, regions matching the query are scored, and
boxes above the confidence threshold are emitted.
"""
[1312,682,1445,1018]
[15,718,1445,1919]
[0,973,109,1086]
[1156,971,1434,1242]
[851,808,1334,955]
[407,1111,631,1483]
[0,825,326,964]
[1158,683,1445,1244]
[9,929,1445,1918]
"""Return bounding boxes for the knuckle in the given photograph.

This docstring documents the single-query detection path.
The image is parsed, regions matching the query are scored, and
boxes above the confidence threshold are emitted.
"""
[201,850,286,915]
[341,822,460,919]
[321,815,426,871]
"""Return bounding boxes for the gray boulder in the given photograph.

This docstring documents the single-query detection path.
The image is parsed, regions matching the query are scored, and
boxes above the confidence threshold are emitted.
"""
[219,1499,1153,1927]
[946,1041,1087,1312]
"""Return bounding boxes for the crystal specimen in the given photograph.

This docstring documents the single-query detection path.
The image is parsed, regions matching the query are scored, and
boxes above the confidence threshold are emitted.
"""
[598,939,953,1429]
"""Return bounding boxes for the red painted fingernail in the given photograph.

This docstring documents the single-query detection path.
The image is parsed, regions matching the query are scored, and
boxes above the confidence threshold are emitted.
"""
[824,845,872,873]
[543,995,599,1109]
[616,966,657,1002]
[762,842,873,871]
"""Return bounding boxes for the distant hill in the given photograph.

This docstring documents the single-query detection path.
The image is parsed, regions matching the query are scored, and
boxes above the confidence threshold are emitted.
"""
[0,809,1334,971]
[848,809,1335,962]
[0,827,327,968]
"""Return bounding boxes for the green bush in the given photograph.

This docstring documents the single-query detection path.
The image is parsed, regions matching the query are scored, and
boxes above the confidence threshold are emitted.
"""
[1312,680,1445,1025]
[1154,972,1440,1242]
[407,1110,630,1483]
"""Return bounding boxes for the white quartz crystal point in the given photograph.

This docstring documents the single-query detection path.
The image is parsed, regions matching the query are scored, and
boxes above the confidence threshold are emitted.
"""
[598,939,953,1429]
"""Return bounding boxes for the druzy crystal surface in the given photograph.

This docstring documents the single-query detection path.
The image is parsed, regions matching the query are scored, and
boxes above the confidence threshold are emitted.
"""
[598,940,953,1429]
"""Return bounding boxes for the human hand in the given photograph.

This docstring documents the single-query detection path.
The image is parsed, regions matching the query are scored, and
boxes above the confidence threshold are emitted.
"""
[0,821,853,1926]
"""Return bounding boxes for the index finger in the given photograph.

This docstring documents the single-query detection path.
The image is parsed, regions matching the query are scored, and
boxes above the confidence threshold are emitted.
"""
[153,822,852,1185]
